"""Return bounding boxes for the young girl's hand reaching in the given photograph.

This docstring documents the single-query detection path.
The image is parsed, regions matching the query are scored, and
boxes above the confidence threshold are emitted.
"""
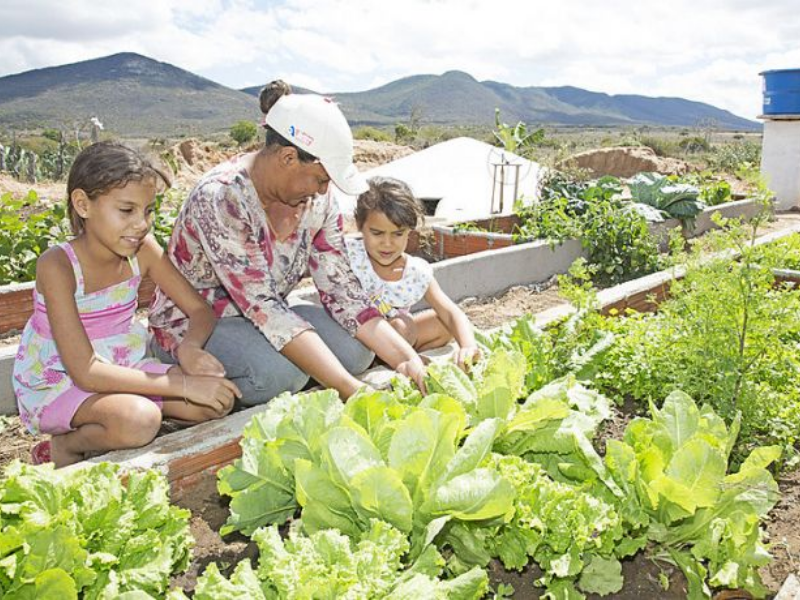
[396,355,427,394]
[455,345,481,372]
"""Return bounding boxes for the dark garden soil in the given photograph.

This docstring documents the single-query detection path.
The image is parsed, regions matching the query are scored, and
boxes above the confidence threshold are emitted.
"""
[168,469,260,593]
[486,551,690,599]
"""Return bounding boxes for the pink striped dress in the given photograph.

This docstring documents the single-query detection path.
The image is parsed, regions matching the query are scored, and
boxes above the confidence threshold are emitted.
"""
[13,242,170,435]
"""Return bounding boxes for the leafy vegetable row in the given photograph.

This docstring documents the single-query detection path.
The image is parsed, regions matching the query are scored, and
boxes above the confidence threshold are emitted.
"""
[212,340,780,599]
[0,462,192,599]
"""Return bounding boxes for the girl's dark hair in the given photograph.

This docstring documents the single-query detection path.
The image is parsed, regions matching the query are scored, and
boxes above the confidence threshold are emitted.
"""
[258,79,317,163]
[355,176,424,230]
[67,141,170,235]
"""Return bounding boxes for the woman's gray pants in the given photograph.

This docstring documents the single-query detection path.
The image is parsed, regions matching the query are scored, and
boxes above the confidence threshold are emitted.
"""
[151,303,374,407]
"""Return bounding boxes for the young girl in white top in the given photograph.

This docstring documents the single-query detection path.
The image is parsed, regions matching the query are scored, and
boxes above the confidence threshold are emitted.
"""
[345,177,480,370]
[13,142,240,467]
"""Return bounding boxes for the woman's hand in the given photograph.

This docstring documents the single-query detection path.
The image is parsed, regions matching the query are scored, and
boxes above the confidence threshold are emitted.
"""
[455,345,481,372]
[184,375,241,415]
[396,356,427,394]
[176,343,226,377]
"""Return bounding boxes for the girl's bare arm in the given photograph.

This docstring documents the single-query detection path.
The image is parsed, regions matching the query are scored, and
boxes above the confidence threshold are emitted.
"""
[424,279,480,368]
[39,245,239,408]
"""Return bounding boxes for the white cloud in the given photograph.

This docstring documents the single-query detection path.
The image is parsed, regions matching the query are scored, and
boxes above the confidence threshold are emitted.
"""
[1,0,798,120]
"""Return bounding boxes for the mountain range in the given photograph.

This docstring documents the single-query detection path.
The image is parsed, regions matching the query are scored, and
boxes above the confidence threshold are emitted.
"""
[0,53,759,138]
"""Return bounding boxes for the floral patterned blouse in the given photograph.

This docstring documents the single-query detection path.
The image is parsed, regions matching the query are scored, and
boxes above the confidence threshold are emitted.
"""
[149,155,382,353]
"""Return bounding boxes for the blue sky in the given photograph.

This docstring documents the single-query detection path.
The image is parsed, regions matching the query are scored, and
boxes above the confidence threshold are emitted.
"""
[1,0,799,121]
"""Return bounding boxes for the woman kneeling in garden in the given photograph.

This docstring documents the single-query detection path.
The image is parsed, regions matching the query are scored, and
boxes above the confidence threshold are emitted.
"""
[149,81,427,404]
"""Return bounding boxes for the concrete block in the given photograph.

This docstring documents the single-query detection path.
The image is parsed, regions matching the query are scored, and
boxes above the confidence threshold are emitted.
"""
[775,573,800,600]
[690,198,766,237]
[425,238,586,306]
[0,346,15,416]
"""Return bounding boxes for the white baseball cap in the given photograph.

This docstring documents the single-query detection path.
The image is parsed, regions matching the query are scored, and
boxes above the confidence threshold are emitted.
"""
[264,94,367,196]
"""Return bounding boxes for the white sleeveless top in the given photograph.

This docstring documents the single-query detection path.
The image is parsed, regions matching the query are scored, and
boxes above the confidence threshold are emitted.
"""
[345,237,434,317]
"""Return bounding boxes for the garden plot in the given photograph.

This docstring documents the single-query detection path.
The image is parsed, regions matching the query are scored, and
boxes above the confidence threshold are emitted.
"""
[432,198,762,261]
[163,246,800,598]
[3,223,800,598]
[6,225,799,599]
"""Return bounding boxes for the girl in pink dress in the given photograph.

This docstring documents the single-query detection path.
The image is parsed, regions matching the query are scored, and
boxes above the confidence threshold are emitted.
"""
[13,142,240,467]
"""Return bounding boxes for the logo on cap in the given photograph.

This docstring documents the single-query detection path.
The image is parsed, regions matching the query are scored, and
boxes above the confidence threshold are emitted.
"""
[288,125,314,147]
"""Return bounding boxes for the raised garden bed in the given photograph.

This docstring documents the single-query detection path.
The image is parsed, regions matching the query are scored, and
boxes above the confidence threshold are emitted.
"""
[3,212,800,598]
[0,275,156,335]
[432,198,764,260]
[50,242,798,598]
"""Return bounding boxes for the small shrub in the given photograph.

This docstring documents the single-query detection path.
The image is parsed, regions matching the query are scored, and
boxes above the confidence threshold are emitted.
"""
[519,172,662,285]
[708,141,762,172]
[394,122,414,145]
[678,136,710,153]
[353,126,392,142]
[639,135,679,157]
[41,128,62,143]
[229,120,258,145]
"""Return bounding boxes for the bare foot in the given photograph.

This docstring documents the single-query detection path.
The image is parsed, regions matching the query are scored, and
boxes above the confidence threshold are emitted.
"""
[49,435,84,468]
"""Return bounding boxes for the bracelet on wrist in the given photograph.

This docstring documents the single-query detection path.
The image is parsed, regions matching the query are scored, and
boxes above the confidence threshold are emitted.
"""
[182,373,188,405]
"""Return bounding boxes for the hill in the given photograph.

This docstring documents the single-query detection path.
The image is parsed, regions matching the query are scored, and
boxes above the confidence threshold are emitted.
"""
[0,54,759,137]
[243,71,758,131]
[0,53,260,137]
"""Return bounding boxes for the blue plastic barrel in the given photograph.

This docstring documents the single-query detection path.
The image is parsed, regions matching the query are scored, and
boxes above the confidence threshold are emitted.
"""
[761,68,800,115]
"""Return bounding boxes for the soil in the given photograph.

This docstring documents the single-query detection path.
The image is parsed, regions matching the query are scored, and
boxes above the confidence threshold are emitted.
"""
[169,470,260,592]
[486,552,690,599]
[0,173,64,203]
[762,468,800,591]
[460,278,567,330]
[0,414,37,465]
